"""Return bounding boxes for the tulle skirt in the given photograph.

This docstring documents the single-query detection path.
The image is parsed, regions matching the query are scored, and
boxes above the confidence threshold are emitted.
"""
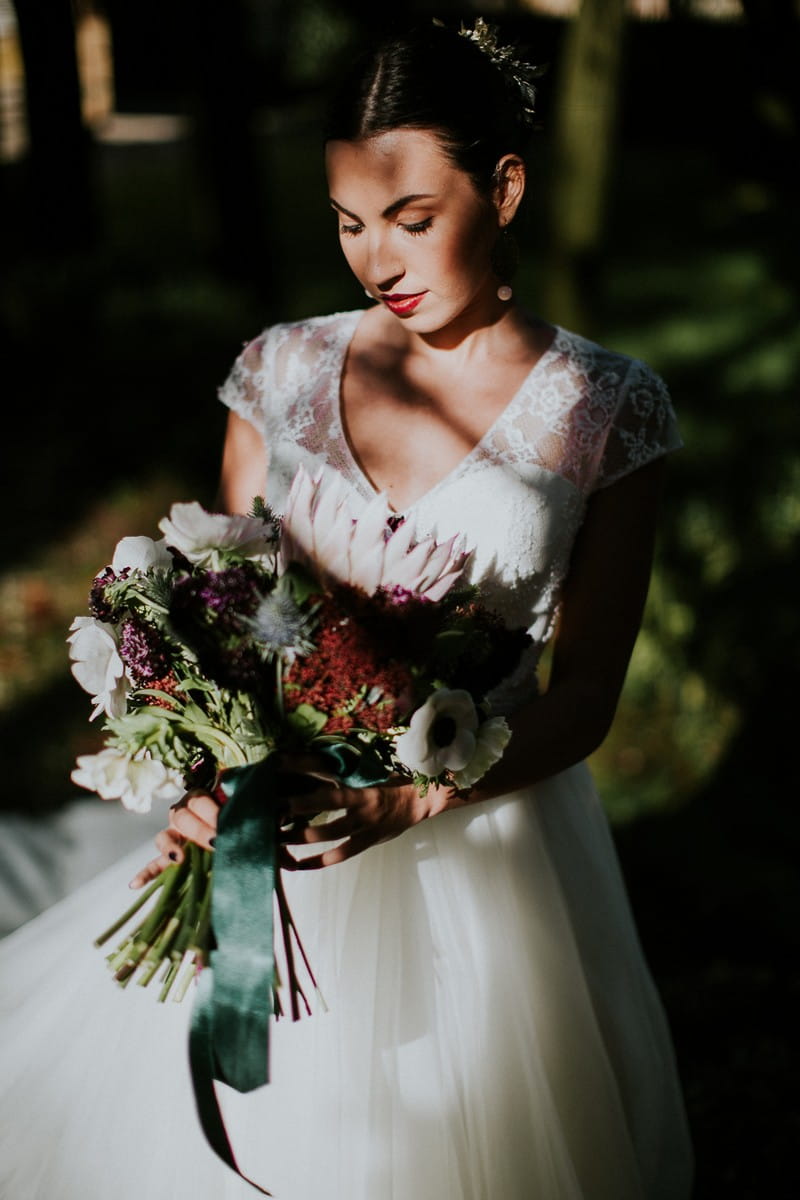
[0,764,693,1200]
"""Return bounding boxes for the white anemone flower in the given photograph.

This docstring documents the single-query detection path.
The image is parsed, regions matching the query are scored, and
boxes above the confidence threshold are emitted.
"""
[71,747,185,813]
[67,617,129,720]
[158,501,274,566]
[451,716,512,789]
[394,688,479,776]
[111,535,172,574]
[280,464,470,600]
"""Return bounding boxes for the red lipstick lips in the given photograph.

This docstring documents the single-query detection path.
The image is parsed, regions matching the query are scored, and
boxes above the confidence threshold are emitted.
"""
[380,291,426,316]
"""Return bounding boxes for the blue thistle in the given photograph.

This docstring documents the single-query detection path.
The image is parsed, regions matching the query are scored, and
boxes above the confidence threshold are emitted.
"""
[247,586,317,662]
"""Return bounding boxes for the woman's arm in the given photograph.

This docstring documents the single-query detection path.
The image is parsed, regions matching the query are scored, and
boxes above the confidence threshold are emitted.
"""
[468,454,666,800]
[216,410,268,514]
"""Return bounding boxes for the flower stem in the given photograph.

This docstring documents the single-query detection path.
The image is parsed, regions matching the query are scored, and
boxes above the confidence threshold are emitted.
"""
[273,867,318,1020]
[96,847,215,1001]
[158,956,181,1002]
[172,951,202,1003]
[137,915,183,986]
[136,862,187,944]
[93,872,165,947]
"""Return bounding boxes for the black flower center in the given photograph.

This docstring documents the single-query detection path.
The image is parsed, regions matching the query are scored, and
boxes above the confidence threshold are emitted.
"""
[431,715,457,748]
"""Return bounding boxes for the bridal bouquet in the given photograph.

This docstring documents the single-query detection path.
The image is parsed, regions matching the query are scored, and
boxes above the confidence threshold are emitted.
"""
[68,463,531,1190]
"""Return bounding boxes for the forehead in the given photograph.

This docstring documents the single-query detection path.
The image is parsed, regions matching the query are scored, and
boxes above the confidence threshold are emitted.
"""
[325,129,470,198]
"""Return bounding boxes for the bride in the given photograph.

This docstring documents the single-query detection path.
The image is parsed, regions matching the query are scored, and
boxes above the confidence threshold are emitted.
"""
[0,18,693,1200]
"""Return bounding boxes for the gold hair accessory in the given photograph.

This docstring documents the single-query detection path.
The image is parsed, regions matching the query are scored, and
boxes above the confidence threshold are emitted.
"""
[457,16,544,126]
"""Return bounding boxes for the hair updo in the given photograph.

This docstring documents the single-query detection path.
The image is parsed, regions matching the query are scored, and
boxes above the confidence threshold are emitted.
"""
[323,21,539,197]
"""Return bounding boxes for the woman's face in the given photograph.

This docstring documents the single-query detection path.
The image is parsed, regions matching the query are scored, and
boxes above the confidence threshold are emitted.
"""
[325,129,509,334]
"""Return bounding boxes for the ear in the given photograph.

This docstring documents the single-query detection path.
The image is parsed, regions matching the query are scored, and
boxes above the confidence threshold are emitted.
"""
[492,154,526,226]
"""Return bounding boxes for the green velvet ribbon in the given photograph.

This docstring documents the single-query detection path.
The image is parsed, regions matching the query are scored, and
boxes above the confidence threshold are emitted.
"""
[187,746,390,1194]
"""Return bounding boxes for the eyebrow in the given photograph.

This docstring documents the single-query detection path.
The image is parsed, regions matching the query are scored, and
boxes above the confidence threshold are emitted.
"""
[330,193,436,221]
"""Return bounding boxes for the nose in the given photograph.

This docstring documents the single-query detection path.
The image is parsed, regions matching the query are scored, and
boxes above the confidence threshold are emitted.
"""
[365,230,403,294]
[375,270,404,294]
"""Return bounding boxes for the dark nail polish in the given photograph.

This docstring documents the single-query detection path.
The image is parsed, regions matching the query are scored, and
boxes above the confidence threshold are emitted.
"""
[209,837,217,848]
[168,851,178,862]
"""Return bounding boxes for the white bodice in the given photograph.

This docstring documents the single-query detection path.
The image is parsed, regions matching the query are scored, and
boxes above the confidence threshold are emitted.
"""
[219,309,681,709]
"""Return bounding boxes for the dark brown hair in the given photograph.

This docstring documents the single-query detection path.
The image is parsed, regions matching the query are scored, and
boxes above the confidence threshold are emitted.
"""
[323,22,538,196]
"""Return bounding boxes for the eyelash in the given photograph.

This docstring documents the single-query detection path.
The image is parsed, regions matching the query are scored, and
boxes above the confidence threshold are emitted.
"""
[403,218,433,236]
[338,218,434,238]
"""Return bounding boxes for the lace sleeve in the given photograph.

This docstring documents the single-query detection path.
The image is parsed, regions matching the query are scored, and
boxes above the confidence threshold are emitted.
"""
[592,358,683,492]
[217,330,273,432]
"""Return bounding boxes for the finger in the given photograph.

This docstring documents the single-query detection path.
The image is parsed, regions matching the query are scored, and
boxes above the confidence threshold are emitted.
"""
[184,792,222,825]
[128,853,171,889]
[292,830,387,870]
[280,814,355,845]
[169,807,217,850]
[155,828,187,863]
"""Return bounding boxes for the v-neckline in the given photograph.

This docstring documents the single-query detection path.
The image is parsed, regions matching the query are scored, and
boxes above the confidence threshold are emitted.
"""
[332,308,562,516]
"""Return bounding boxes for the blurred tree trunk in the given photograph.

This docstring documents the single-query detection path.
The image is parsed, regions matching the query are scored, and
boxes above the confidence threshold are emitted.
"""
[542,0,627,336]
[185,0,275,297]
[12,0,97,253]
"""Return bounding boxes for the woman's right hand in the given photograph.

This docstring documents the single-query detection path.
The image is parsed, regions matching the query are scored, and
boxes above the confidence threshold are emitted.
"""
[128,790,221,889]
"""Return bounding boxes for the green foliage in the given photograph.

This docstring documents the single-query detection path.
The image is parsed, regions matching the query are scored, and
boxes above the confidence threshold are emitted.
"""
[285,702,328,740]
[281,0,355,89]
[587,143,799,822]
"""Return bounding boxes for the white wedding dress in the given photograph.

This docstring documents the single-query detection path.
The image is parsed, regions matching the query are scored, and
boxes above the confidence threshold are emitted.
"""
[0,310,693,1199]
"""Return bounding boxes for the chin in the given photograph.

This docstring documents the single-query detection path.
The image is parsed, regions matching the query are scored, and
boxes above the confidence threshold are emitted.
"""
[416,297,490,333]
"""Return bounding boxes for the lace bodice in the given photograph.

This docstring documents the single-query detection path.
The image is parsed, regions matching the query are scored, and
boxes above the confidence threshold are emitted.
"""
[219,309,681,710]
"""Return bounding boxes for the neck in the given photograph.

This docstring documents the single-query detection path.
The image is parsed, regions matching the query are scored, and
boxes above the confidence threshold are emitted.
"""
[406,303,540,378]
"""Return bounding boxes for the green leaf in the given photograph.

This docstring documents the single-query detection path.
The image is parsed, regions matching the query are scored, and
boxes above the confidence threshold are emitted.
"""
[432,628,473,661]
[286,703,328,738]
[282,562,322,606]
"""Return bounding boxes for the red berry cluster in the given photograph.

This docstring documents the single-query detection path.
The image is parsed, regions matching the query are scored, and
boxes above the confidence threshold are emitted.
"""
[283,591,415,734]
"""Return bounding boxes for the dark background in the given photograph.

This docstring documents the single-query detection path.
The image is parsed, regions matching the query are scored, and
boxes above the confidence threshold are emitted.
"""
[1,2,798,1196]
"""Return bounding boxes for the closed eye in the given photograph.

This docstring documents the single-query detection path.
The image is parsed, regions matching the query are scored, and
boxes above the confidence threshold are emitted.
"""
[339,222,363,237]
[402,218,433,236]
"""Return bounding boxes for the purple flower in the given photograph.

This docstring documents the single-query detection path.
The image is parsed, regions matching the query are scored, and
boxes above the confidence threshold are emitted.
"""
[118,617,172,685]
[89,567,123,622]
[172,564,263,633]
[168,563,268,693]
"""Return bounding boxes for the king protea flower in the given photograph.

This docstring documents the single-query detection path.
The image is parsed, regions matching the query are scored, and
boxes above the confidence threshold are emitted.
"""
[280,465,470,601]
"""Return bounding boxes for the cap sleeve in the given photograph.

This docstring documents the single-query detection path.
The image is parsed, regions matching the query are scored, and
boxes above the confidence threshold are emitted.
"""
[593,358,683,492]
[217,329,275,433]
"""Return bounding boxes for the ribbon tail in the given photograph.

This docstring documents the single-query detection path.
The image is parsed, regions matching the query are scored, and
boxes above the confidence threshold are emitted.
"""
[187,757,279,1194]
[189,969,273,1195]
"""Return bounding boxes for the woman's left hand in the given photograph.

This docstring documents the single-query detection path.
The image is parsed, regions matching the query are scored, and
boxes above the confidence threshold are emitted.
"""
[128,790,221,889]
[278,754,456,868]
